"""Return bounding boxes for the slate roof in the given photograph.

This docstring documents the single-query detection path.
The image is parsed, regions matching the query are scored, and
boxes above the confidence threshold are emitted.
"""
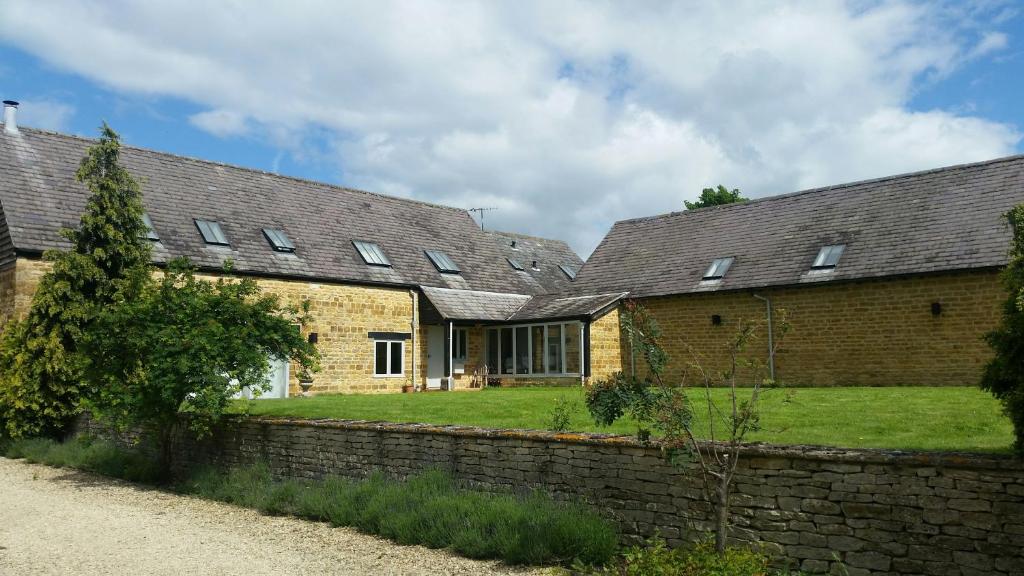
[509,292,627,322]
[419,287,531,321]
[486,230,583,294]
[0,127,539,294]
[573,155,1024,298]
[419,286,624,322]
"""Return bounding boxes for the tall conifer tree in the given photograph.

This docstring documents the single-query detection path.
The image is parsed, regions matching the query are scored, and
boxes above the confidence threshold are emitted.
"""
[0,124,150,437]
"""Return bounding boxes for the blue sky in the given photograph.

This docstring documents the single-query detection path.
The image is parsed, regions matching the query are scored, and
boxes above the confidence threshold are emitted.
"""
[1,1,1022,256]
[0,45,342,184]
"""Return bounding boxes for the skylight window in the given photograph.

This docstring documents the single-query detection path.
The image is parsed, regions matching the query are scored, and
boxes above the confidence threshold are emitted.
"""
[195,219,229,246]
[141,212,160,242]
[559,264,578,280]
[425,249,460,274]
[354,240,391,267]
[812,244,845,269]
[702,257,734,280]
[263,228,295,253]
[507,258,524,271]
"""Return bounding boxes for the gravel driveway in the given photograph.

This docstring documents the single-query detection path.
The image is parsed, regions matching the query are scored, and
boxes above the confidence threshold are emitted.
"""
[0,458,551,576]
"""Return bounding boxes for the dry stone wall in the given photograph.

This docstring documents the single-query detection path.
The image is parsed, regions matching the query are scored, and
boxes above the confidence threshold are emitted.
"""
[81,416,1024,576]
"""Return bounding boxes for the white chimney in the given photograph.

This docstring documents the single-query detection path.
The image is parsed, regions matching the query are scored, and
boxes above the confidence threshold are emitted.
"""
[3,100,19,134]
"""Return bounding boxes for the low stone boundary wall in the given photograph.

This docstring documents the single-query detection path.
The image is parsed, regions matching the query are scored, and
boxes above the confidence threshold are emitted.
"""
[78,416,1024,575]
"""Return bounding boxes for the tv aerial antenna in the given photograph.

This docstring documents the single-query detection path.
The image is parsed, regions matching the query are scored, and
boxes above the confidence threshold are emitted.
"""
[467,207,498,231]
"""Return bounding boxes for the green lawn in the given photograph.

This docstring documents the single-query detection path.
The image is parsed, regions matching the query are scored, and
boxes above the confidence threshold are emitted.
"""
[235,386,1014,453]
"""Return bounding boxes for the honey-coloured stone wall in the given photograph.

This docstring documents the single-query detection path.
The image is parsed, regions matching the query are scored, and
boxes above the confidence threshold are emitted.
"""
[591,271,1004,387]
[2,257,418,395]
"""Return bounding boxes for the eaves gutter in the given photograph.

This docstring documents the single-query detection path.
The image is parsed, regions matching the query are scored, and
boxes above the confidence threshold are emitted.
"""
[13,248,420,292]
[618,265,1006,301]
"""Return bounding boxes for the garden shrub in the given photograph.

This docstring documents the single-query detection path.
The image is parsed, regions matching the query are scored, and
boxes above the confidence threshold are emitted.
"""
[582,536,809,576]
[183,464,617,566]
[3,435,161,483]
[982,205,1024,456]
[547,395,576,431]
[7,439,618,566]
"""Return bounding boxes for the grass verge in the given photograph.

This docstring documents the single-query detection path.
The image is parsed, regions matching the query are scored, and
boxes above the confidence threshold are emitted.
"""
[235,386,1015,452]
[2,436,617,567]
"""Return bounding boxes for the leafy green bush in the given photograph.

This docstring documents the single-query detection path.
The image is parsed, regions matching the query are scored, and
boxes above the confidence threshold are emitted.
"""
[184,464,617,566]
[3,435,161,483]
[547,396,576,432]
[982,205,1024,455]
[580,536,811,576]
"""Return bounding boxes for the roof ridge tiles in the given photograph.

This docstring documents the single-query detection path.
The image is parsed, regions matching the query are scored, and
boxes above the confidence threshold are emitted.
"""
[617,154,1024,226]
[487,229,572,245]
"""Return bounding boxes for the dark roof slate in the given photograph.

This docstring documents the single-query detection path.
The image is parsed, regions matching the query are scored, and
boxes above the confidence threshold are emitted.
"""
[486,230,583,294]
[419,287,531,321]
[0,128,538,293]
[508,292,627,322]
[573,155,1024,298]
[419,285,624,322]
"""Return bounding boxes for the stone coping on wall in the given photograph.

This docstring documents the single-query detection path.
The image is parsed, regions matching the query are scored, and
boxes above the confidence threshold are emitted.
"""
[234,415,1024,471]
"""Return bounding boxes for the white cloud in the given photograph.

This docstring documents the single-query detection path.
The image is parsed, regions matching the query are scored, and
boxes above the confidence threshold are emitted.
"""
[0,0,1019,256]
[12,98,75,132]
[969,31,1010,59]
[189,108,250,138]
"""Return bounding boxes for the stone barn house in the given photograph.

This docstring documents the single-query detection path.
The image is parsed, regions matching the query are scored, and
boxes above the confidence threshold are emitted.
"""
[572,156,1024,387]
[2,106,1024,394]
[0,123,604,396]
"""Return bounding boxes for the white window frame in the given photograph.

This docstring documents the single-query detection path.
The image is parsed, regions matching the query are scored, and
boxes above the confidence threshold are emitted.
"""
[702,257,734,281]
[373,339,405,377]
[484,321,583,377]
[812,244,845,270]
[452,328,468,373]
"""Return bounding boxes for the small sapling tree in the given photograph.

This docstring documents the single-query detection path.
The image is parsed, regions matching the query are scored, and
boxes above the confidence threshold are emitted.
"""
[982,205,1024,456]
[0,124,151,438]
[84,259,320,476]
[586,299,788,553]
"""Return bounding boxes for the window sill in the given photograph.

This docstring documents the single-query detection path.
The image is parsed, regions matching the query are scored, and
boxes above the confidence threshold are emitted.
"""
[373,374,406,378]
[495,373,581,378]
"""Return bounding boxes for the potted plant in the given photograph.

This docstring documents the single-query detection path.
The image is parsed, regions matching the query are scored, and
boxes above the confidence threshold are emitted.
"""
[298,368,314,397]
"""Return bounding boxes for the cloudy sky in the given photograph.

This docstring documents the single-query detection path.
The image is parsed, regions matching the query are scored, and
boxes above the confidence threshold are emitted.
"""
[1,1,1022,256]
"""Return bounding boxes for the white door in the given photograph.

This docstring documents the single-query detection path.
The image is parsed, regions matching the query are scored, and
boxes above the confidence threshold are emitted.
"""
[426,325,444,390]
[264,356,290,398]
[236,357,290,399]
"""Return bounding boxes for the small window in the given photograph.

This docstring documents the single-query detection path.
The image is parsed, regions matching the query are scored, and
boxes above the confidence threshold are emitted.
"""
[507,258,524,271]
[425,249,460,273]
[141,213,160,242]
[262,228,295,253]
[195,219,229,246]
[558,264,578,280]
[374,340,404,376]
[703,257,734,280]
[354,241,391,267]
[453,328,468,362]
[812,244,845,269]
